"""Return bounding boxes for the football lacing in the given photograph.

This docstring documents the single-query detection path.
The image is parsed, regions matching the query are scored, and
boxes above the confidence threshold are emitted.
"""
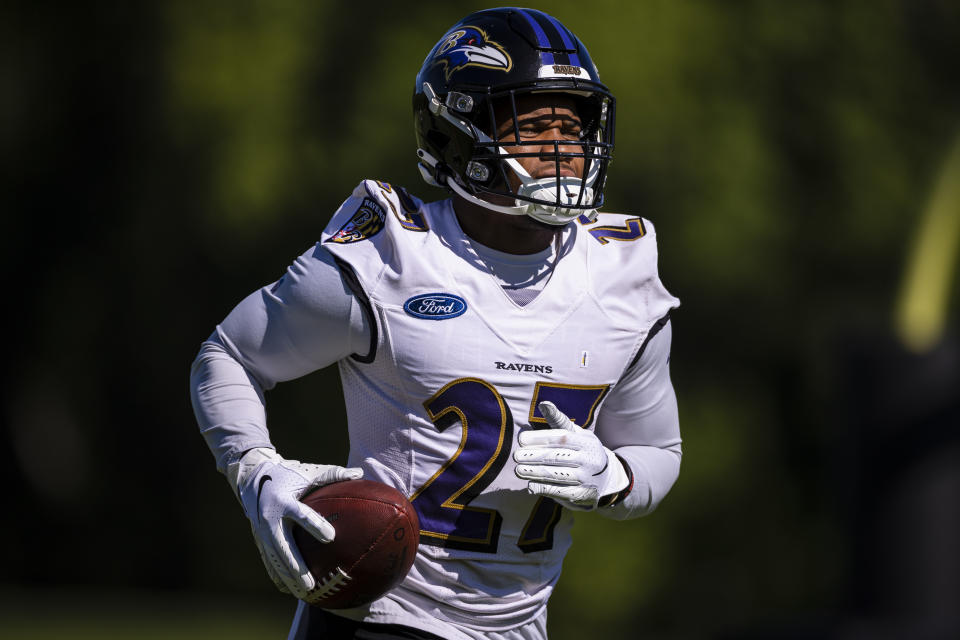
[315,566,352,599]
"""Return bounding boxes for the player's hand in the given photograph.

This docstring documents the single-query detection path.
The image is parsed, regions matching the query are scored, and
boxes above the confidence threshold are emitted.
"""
[513,402,629,511]
[227,447,363,599]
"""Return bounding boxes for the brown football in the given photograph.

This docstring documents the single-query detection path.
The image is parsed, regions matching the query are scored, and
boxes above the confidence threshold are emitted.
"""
[293,479,419,609]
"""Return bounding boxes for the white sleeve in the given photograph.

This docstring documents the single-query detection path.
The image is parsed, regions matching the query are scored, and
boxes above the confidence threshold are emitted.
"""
[593,318,682,520]
[189,243,373,473]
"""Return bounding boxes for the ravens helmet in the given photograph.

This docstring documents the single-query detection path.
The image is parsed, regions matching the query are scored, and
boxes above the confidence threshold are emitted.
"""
[413,8,615,225]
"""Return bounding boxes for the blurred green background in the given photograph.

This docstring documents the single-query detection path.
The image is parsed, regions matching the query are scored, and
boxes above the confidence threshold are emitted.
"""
[3,1,958,638]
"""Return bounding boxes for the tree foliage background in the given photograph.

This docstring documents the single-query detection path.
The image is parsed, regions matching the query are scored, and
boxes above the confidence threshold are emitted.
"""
[3,1,958,638]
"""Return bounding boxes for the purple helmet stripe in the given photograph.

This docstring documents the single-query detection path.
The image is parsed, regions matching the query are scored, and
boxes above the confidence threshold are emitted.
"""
[541,12,582,67]
[517,9,555,65]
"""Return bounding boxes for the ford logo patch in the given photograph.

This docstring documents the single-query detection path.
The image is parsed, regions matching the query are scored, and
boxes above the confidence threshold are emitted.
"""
[403,293,467,320]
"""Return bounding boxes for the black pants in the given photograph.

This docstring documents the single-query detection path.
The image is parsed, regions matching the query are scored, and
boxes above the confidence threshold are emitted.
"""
[289,605,446,640]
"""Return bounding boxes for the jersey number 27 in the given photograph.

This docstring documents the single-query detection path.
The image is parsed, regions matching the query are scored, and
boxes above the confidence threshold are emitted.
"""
[410,377,608,554]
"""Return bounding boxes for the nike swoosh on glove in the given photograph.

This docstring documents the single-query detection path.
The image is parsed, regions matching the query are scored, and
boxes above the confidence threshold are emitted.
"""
[513,402,630,511]
[227,447,363,601]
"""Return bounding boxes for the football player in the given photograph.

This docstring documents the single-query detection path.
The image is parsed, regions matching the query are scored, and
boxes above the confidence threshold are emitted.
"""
[190,8,681,640]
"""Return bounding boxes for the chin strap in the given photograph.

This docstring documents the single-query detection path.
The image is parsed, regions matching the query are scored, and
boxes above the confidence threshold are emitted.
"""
[418,147,529,217]
[446,175,530,217]
[417,147,597,226]
[502,154,599,225]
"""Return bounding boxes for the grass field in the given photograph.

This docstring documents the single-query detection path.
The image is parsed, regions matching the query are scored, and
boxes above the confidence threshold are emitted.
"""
[0,588,292,639]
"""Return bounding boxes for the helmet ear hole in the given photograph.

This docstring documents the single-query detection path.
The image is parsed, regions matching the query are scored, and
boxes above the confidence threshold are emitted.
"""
[426,130,450,153]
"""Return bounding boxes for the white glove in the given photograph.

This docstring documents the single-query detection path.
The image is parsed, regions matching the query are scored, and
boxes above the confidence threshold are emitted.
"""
[514,402,630,511]
[226,447,363,600]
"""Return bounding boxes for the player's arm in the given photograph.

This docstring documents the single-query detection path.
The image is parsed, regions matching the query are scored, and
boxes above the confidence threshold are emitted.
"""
[514,318,681,517]
[189,243,373,601]
[589,317,681,519]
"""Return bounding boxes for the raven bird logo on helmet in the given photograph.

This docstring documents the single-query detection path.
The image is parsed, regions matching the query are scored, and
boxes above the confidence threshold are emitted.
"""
[431,27,512,81]
[413,8,616,226]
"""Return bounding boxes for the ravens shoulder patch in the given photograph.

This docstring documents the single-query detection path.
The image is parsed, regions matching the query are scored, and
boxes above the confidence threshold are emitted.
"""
[326,198,386,244]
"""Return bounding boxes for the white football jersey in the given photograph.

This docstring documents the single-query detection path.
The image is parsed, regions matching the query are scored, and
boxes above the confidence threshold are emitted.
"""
[318,180,679,635]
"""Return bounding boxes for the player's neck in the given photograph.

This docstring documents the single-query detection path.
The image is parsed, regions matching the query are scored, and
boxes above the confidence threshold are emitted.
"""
[453,196,558,255]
